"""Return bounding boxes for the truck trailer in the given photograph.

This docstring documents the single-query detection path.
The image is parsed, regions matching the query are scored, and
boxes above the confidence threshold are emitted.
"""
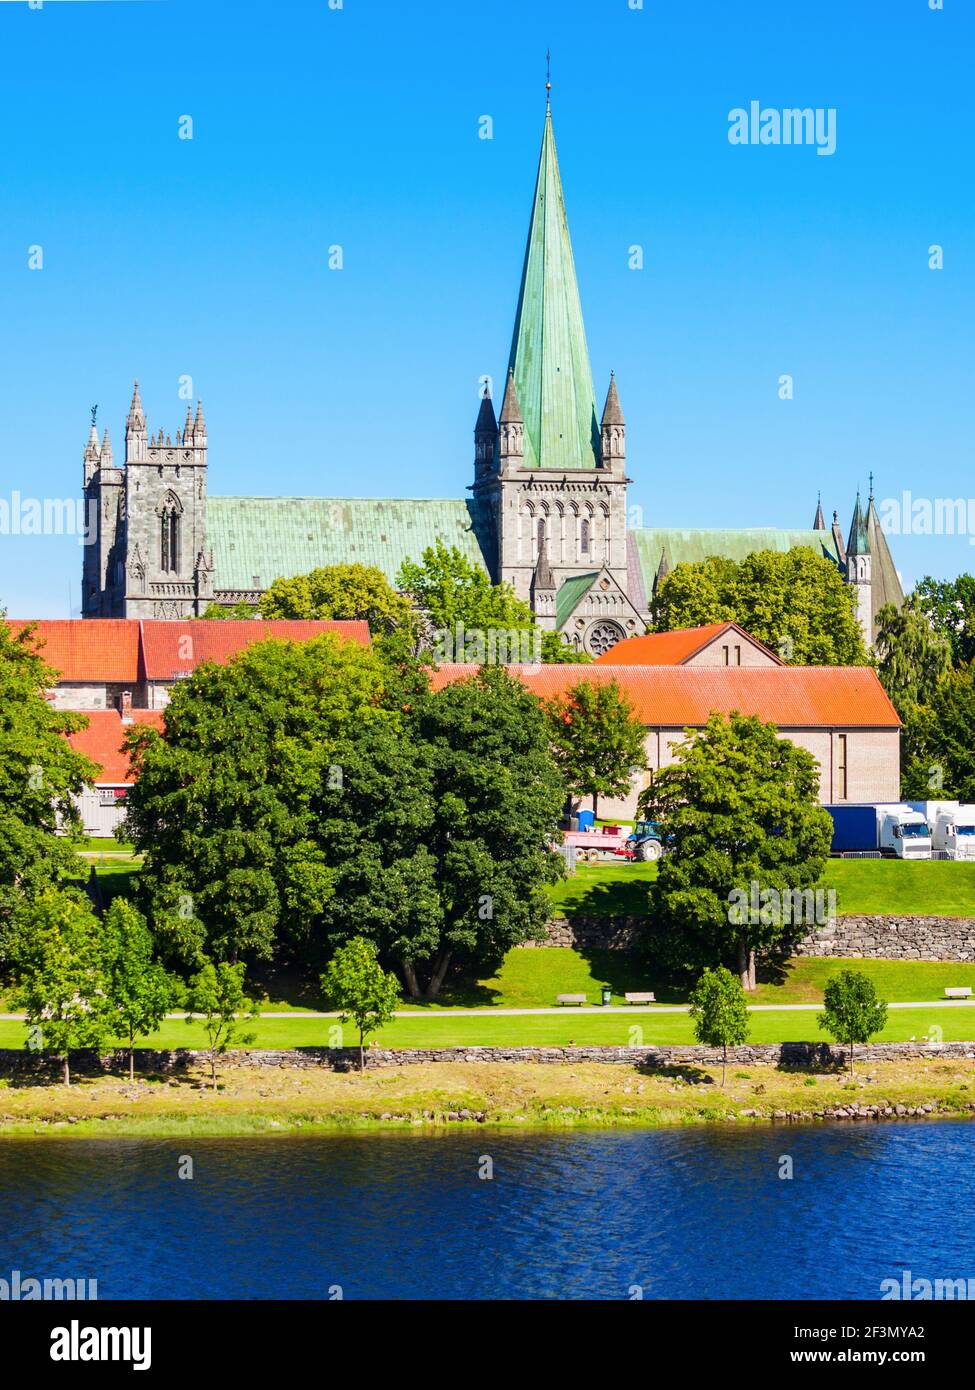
[908,802,975,861]
[826,803,932,859]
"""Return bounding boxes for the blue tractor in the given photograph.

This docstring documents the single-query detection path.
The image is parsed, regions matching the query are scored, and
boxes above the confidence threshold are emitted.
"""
[626,819,665,862]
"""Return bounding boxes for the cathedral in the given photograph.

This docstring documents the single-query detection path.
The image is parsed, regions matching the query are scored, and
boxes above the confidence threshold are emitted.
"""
[82,103,902,652]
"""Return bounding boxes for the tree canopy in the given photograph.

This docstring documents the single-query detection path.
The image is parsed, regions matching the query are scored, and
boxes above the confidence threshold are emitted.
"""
[545,677,647,818]
[912,573,975,668]
[0,619,96,958]
[258,562,415,637]
[652,548,868,666]
[640,711,833,990]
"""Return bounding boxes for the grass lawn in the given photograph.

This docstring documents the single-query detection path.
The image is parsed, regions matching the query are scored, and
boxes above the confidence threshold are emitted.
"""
[1,1003,972,1052]
[80,836,136,853]
[545,858,975,918]
[3,1058,974,1138]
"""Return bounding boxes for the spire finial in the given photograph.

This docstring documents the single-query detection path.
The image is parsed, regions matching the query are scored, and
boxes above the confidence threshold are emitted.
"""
[868,470,874,501]
[545,48,551,108]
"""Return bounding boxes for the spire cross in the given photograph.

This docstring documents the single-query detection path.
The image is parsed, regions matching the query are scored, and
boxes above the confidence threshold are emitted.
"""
[90,404,98,430]
[869,471,874,500]
[545,49,551,106]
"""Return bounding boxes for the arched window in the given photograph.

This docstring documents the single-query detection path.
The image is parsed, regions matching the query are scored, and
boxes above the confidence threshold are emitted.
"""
[160,507,180,573]
[580,518,590,554]
[537,518,546,553]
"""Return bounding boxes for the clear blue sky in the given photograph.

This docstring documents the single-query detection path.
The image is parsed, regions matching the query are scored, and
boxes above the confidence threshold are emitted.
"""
[0,0,971,617]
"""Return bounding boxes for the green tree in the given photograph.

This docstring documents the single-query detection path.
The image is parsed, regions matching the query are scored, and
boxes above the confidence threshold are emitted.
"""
[545,678,648,819]
[913,574,975,667]
[200,601,257,620]
[688,966,750,1084]
[874,599,952,715]
[641,712,833,990]
[398,541,533,643]
[321,667,565,998]
[10,889,110,1085]
[259,562,415,637]
[102,899,176,1081]
[540,631,593,664]
[653,548,868,665]
[0,620,97,959]
[320,937,401,1071]
[898,665,975,802]
[817,970,888,1074]
[125,633,392,965]
[184,960,258,1089]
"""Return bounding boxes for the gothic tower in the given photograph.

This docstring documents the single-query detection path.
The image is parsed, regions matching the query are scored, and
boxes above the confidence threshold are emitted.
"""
[845,491,872,645]
[83,383,212,619]
[471,100,645,655]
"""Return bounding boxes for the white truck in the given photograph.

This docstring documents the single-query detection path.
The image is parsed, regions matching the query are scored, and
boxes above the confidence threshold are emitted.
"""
[908,801,975,861]
[827,803,932,859]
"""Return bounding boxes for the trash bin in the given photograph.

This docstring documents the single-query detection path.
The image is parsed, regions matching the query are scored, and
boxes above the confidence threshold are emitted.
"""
[601,985,612,1007]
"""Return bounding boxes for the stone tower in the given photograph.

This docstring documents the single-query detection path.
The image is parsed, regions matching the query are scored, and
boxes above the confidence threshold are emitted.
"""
[470,103,645,655]
[845,491,872,644]
[82,383,213,618]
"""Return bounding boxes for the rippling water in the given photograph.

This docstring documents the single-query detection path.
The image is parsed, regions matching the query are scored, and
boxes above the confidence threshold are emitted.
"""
[0,1124,972,1299]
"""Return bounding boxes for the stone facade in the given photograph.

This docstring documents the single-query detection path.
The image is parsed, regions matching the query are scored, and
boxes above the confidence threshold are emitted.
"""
[539,913,975,961]
[4,1039,975,1080]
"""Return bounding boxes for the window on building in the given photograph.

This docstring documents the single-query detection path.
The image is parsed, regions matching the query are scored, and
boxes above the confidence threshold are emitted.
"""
[836,733,848,801]
[160,509,180,573]
[581,519,590,554]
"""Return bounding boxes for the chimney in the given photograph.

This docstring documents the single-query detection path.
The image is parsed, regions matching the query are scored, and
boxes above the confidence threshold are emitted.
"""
[118,690,133,723]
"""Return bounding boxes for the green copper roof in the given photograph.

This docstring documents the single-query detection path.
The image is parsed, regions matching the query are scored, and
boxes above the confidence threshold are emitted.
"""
[506,108,600,471]
[630,528,843,594]
[555,571,598,628]
[847,493,870,558]
[207,496,492,590]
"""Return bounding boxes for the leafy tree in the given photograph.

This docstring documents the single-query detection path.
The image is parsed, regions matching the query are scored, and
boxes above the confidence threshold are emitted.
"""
[320,937,401,1071]
[259,562,416,639]
[641,712,833,990]
[0,619,96,959]
[125,634,392,965]
[874,599,951,715]
[9,889,109,1085]
[898,666,975,802]
[320,667,565,998]
[184,960,258,1089]
[817,970,888,1074]
[545,678,648,818]
[540,631,593,664]
[688,966,750,1084]
[653,548,868,665]
[102,899,177,1081]
[398,541,533,642]
[913,573,975,667]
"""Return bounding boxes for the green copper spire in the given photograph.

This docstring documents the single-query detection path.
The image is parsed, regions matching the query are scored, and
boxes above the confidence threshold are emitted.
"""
[847,491,870,557]
[506,107,600,471]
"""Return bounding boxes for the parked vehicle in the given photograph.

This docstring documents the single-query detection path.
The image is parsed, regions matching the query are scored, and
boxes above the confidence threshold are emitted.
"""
[826,803,932,859]
[563,823,632,862]
[908,801,975,861]
[625,819,666,862]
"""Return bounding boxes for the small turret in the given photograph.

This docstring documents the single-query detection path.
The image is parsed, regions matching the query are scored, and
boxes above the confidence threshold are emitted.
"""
[498,370,524,471]
[600,371,625,469]
[194,400,207,445]
[83,422,100,485]
[125,380,147,463]
[474,385,498,477]
[100,428,113,468]
[813,492,826,530]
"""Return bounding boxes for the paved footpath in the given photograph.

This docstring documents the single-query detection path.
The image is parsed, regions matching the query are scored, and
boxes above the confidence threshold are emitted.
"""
[1,1000,973,1022]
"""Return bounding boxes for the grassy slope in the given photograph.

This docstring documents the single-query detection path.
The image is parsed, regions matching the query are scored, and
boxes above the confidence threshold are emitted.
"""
[1,1003,972,1051]
[2,1059,974,1138]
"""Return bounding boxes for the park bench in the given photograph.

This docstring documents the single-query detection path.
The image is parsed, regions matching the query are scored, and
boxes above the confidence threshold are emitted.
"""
[944,987,973,999]
[556,994,587,1006]
[624,992,656,1005]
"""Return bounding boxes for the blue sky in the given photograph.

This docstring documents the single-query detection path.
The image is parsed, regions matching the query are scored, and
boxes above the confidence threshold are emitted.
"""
[0,0,971,616]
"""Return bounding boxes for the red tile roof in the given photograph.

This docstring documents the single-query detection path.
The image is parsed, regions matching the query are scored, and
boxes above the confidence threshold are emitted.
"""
[67,710,166,785]
[427,664,901,728]
[6,618,370,684]
[136,619,371,679]
[5,619,143,683]
[595,622,782,666]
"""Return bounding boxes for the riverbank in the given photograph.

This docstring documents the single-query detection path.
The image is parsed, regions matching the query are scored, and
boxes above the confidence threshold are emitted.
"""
[2,1058,975,1137]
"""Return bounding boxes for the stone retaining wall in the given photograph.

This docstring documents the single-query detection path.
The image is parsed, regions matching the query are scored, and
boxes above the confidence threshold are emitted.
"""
[540,913,975,960]
[5,1039,975,1079]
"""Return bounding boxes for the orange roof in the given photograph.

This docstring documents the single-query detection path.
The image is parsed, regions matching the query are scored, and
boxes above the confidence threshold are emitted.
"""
[5,619,143,683]
[427,664,901,728]
[137,619,370,679]
[6,618,369,684]
[594,622,782,666]
[67,710,165,785]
